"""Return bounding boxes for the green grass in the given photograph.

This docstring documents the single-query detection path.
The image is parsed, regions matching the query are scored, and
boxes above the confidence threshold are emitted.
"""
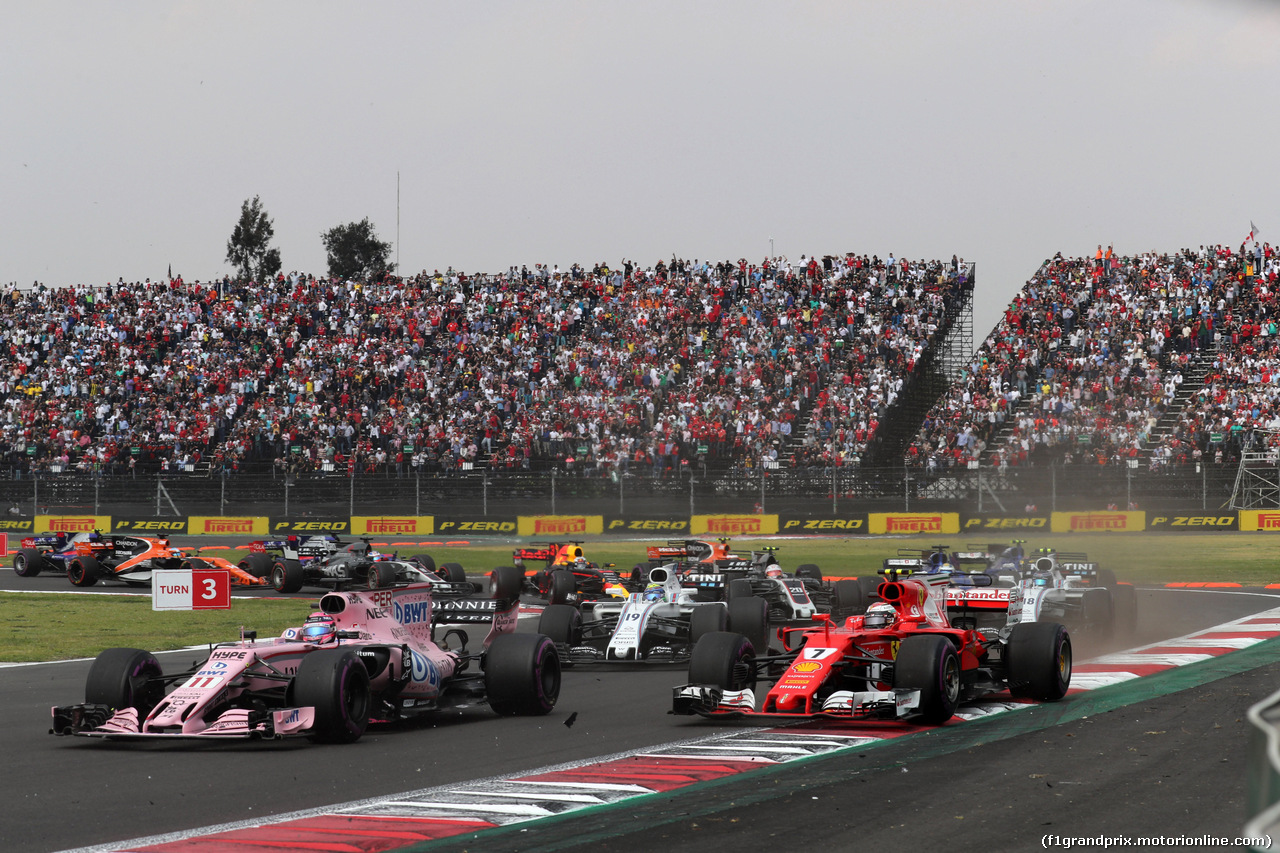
[7,532,1280,663]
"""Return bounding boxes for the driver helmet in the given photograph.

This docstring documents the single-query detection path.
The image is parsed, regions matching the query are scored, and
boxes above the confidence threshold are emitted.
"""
[643,582,665,602]
[574,557,588,570]
[863,602,897,629]
[765,563,783,578]
[87,530,102,543]
[301,612,338,644]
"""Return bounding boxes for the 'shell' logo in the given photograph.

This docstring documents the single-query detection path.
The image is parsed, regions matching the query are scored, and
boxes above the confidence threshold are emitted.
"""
[367,519,416,533]
[534,518,587,534]
[885,516,942,533]
[52,517,97,532]
[203,519,253,533]
[706,517,763,534]
[1069,514,1127,531]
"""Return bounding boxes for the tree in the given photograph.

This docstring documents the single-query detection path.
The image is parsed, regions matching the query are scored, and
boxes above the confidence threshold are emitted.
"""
[321,218,394,281]
[225,195,282,282]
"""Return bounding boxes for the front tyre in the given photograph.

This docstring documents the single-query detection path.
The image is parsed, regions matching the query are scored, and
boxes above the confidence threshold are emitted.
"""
[85,648,165,716]
[271,559,304,593]
[894,635,961,725]
[485,633,561,716]
[293,648,371,743]
[547,569,576,605]
[688,631,755,691]
[1006,621,1072,700]
[238,552,273,579]
[13,548,43,577]
[68,556,100,587]
[538,604,583,646]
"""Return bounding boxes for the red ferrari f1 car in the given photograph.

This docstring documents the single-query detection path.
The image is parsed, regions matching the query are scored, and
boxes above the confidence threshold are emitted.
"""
[672,564,1071,725]
[51,566,561,743]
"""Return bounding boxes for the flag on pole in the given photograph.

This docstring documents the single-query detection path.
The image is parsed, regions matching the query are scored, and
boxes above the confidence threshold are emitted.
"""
[1248,221,1261,243]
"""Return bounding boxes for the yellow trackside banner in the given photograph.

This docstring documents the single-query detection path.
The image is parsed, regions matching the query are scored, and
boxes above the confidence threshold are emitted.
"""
[1050,511,1145,533]
[1239,510,1280,532]
[351,516,435,536]
[517,515,604,537]
[35,514,112,534]
[690,515,780,536]
[867,513,959,535]
[189,516,269,536]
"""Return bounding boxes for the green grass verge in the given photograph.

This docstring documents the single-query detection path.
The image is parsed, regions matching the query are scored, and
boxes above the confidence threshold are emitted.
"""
[6,532,1279,663]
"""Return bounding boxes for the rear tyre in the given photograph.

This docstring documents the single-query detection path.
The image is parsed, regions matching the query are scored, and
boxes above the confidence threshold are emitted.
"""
[85,647,165,715]
[728,595,770,654]
[238,552,273,579]
[688,631,754,690]
[547,569,576,605]
[1097,568,1118,590]
[485,633,560,716]
[1006,621,1072,700]
[13,548,43,577]
[489,565,524,603]
[1081,587,1114,636]
[68,556,100,587]
[440,561,467,583]
[538,604,583,646]
[795,564,823,582]
[271,559,304,593]
[293,649,371,743]
[857,575,881,601]
[689,604,728,646]
[833,579,866,620]
[1112,583,1138,635]
[726,578,753,601]
[894,635,961,725]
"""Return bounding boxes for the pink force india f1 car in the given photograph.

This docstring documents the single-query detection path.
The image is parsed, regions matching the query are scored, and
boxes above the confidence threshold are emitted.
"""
[50,566,561,743]
[672,562,1072,726]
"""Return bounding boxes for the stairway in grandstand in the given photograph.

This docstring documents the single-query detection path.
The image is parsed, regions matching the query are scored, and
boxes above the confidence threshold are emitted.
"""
[1137,344,1219,461]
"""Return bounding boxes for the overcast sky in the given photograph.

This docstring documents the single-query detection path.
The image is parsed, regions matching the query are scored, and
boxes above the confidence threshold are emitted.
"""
[3,1,1277,334]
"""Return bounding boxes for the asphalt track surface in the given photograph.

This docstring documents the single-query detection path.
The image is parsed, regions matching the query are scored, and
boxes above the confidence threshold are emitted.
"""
[1,579,1276,853]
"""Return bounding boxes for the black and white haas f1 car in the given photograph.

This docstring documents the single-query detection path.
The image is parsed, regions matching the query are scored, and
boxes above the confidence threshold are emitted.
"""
[537,565,770,665]
[672,563,1071,726]
[242,534,465,594]
[651,540,843,624]
[51,566,561,744]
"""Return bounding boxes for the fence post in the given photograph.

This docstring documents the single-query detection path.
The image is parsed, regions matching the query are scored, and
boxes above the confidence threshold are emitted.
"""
[220,469,226,516]
[551,469,557,515]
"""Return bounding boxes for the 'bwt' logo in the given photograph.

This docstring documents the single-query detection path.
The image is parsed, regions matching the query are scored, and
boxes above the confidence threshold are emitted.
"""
[706,517,762,535]
[367,519,416,533]
[534,518,586,534]
[52,517,97,532]
[885,516,941,533]
[203,519,253,533]
[1069,514,1127,531]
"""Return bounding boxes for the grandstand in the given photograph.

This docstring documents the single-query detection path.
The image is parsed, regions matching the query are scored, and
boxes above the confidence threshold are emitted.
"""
[0,241,1273,517]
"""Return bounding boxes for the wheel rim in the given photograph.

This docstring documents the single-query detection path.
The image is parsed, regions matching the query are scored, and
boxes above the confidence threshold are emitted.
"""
[1057,639,1072,682]
[271,566,285,591]
[943,654,961,704]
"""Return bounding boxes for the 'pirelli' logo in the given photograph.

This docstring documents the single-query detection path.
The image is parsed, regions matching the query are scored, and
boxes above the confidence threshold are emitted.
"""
[885,516,942,533]
[706,518,763,535]
[203,519,254,533]
[534,518,587,535]
[53,517,98,532]
[366,520,416,534]
[1258,513,1280,530]
[1069,514,1127,531]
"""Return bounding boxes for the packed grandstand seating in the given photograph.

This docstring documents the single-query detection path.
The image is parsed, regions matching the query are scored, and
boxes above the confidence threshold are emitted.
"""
[906,242,1277,472]
[0,253,972,478]
[3,241,1271,479]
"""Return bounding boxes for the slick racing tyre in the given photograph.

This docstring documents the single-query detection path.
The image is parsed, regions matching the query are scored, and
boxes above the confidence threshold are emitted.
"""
[688,632,755,691]
[1006,621,1072,700]
[689,604,728,646]
[728,595,770,655]
[833,579,866,620]
[367,563,394,589]
[293,648,371,743]
[85,647,165,716]
[485,633,561,716]
[857,575,882,602]
[238,552,273,579]
[12,547,43,577]
[538,604,583,647]
[1112,583,1138,635]
[271,559,305,593]
[440,561,467,583]
[1081,587,1114,637]
[894,635,961,725]
[68,555,100,587]
[795,564,823,583]
[489,565,524,603]
[726,578,754,601]
[547,569,576,605]
[410,553,437,574]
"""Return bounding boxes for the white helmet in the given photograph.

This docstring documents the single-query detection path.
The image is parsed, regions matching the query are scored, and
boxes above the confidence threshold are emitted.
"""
[864,602,897,629]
